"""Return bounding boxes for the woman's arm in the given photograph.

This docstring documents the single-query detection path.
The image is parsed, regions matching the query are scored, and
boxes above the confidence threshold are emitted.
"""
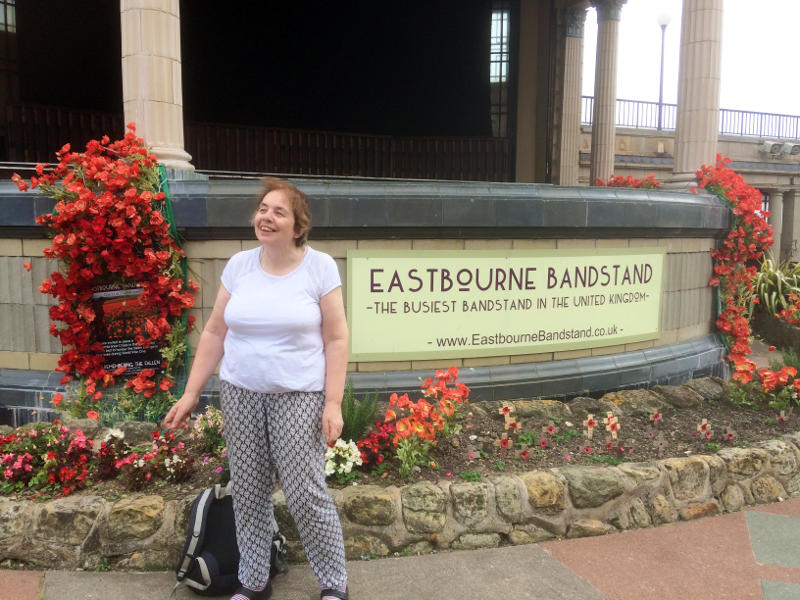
[320,286,349,443]
[163,285,231,430]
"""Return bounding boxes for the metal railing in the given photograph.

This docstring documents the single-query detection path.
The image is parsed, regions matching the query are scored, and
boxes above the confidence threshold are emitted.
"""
[4,104,510,182]
[582,96,800,139]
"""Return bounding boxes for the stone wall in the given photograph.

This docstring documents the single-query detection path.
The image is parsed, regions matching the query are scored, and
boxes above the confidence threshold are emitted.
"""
[3,435,800,570]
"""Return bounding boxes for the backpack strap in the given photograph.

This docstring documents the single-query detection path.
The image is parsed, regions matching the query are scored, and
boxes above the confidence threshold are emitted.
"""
[214,481,233,499]
[176,487,215,582]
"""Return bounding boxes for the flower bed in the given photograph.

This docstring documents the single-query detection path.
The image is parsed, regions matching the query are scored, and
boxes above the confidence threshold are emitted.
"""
[2,434,800,570]
[3,376,800,569]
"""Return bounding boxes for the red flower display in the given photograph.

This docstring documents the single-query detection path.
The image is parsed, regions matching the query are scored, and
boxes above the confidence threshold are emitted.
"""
[698,155,773,383]
[12,124,197,412]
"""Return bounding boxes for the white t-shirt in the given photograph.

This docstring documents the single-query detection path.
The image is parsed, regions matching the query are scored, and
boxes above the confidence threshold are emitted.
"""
[219,245,342,393]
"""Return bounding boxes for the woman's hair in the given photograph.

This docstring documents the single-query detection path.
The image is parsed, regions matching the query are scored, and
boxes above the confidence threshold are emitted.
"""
[254,177,312,246]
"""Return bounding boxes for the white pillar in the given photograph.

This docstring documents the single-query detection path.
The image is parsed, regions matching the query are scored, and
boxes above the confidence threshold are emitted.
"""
[120,0,193,170]
[558,6,587,186]
[589,0,626,184]
[768,189,785,261]
[783,190,800,262]
[670,0,723,183]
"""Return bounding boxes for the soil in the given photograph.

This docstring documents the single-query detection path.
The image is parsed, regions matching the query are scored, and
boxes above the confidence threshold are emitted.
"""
[341,392,798,488]
[6,385,797,504]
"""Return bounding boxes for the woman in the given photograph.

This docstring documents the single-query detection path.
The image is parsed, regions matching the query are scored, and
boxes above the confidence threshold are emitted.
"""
[164,177,350,600]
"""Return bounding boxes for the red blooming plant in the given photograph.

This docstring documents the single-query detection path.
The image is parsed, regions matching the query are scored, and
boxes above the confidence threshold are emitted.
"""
[0,422,94,497]
[377,367,470,478]
[698,155,774,383]
[12,125,198,422]
[594,173,661,189]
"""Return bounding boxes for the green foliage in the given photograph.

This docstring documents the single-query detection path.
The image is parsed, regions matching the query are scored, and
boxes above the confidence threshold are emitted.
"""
[458,470,482,482]
[726,382,759,409]
[494,460,506,472]
[190,405,226,456]
[517,431,537,446]
[780,347,800,372]
[370,462,388,476]
[340,380,378,443]
[395,437,432,479]
[705,442,722,452]
[754,258,800,316]
[552,428,580,444]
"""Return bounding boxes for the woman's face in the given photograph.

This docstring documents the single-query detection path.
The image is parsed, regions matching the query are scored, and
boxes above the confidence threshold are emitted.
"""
[254,190,299,247]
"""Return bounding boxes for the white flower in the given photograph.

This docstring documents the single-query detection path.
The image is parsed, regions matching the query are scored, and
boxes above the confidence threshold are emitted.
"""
[104,428,124,442]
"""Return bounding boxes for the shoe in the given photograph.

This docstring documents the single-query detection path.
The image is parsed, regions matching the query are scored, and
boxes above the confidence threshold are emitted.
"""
[232,580,272,600]
[320,587,348,600]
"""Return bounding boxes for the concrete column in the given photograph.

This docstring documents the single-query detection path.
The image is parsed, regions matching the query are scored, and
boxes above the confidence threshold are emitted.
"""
[768,189,785,261]
[558,5,588,186]
[589,0,626,184]
[780,189,799,261]
[120,0,193,170]
[670,0,723,183]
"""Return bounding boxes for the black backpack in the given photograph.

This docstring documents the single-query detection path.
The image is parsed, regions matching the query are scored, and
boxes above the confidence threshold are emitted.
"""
[171,483,288,598]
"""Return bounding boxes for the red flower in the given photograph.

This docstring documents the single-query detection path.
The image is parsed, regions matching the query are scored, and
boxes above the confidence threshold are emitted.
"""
[539,438,547,448]
[52,393,62,408]
[86,410,99,421]
[769,346,776,351]
[519,450,530,460]
[22,262,31,272]
[583,445,592,454]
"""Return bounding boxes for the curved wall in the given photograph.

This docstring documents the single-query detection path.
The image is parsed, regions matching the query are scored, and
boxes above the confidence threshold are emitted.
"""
[0,175,730,420]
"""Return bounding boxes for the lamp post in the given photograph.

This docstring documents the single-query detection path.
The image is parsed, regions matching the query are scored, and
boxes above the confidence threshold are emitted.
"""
[657,12,671,131]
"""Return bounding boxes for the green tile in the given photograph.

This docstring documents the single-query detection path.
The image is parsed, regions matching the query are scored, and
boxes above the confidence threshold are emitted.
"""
[746,511,800,567]
[762,580,800,600]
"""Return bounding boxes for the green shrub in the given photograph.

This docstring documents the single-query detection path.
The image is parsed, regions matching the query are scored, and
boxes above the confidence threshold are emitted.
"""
[340,379,378,442]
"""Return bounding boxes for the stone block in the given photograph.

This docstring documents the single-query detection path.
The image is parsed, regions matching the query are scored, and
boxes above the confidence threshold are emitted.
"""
[682,377,726,402]
[33,496,105,546]
[679,501,720,521]
[618,463,662,486]
[566,519,616,538]
[652,384,703,408]
[0,350,28,369]
[721,484,745,512]
[751,476,787,504]
[717,447,769,479]
[0,239,22,256]
[560,467,626,509]
[700,455,728,496]
[344,535,390,560]
[755,440,799,477]
[105,496,165,541]
[401,481,446,534]
[451,482,488,527]
[520,471,565,512]
[491,476,525,523]
[341,486,396,526]
[450,532,501,550]
[650,493,677,525]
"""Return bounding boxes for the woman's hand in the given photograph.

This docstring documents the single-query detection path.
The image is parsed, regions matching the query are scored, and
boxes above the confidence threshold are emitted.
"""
[162,394,199,430]
[322,402,344,444]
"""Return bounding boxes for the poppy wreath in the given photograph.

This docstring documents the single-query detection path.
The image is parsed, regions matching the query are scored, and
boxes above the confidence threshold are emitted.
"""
[12,124,198,421]
[697,154,774,384]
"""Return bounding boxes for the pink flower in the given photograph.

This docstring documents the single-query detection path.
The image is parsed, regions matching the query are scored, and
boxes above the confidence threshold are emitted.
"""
[215,467,222,474]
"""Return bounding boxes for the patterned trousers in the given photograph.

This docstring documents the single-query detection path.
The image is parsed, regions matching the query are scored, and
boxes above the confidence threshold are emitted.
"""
[220,381,348,589]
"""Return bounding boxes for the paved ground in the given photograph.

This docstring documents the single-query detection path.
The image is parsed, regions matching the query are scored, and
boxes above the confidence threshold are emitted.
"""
[3,497,800,600]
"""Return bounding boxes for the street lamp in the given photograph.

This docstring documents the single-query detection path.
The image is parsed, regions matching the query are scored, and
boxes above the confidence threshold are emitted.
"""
[657,12,671,131]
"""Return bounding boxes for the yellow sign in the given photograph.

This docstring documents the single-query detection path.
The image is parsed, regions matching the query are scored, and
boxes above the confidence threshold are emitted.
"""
[346,249,666,361]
